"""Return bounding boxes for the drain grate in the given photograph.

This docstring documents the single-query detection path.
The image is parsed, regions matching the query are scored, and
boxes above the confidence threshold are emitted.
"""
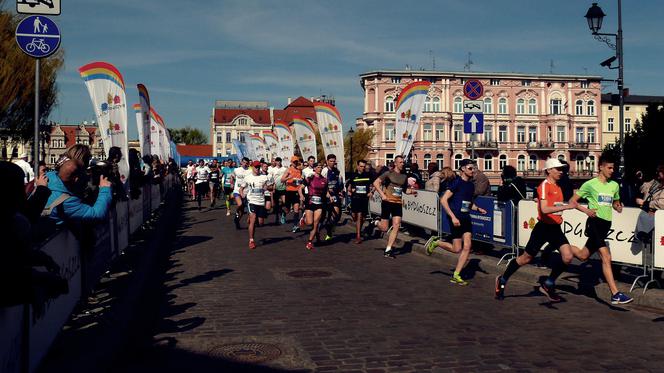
[208,343,282,364]
[286,270,332,278]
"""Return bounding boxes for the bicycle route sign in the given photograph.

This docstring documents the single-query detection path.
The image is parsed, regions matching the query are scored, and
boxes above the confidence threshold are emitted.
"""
[15,15,60,58]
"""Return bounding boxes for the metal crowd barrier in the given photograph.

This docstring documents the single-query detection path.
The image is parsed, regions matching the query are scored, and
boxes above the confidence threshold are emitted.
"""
[0,175,179,373]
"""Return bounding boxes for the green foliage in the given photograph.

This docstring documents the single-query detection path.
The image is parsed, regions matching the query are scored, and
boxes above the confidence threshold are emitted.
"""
[344,127,374,173]
[0,1,64,141]
[169,126,208,145]
[602,103,664,179]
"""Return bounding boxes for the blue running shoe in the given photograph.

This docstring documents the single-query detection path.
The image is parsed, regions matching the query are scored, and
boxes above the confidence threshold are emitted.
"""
[611,292,633,305]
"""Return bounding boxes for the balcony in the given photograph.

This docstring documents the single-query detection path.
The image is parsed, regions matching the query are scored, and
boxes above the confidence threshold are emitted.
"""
[526,142,556,151]
[569,170,595,179]
[522,170,545,178]
[465,141,498,150]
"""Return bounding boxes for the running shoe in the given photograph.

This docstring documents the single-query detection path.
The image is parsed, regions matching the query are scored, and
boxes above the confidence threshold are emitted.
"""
[611,292,633,305]
[306,241,314,250]
[355,237,362,244]
[324,234,332,241]
[450,274,468,286]
[425,236,439,256]
[226,211,231,216]
[299,216,305,228]
[495,276,506,300]
[279,213,286,225]
[291,224,300,233]
[234,213,241,229]
[538,283,562,302]
[248,240,256,250]
[383,249,395,259]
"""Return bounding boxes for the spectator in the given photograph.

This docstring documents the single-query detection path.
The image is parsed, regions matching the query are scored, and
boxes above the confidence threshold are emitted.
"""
[43,158,112,225]
[472,164,491,197]
[128,149,143,199]
[425,162,442,193]
[439,167,457,194]
[64,144,92,168]
[12,152,35,186]
[108,146,127,200]
[408,162,424,188]
[636,165,664,213]
[152,155,163,184]
[496,165,526,204]
[621,168,645,207]
[142,154,153,179]
[557,160,574,201]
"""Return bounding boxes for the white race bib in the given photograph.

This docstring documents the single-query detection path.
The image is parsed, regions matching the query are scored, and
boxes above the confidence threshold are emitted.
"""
[598,193,613,206]
[356,185,367,194]
[310,196,322,204]
[250,188,263,196]
[461,200,471,213]
[393,187,403,197]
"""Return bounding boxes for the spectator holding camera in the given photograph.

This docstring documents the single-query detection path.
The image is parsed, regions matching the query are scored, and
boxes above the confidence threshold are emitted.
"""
[637,165,664,214]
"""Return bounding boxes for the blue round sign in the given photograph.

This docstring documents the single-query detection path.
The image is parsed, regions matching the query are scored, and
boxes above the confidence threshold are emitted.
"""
[15,15,61,58]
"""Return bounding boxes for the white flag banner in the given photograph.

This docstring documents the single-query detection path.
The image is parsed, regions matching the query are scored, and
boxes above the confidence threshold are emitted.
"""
[250,134,267,161]
[314,102,345,178]
[240,132,257,160]
[262,130,279,162]
[292,116,318,162]
[149,108,164,158]
[79,61,129,185]
[274,120,293,167]
[394,81,431,157]
[136,84,151,157]
[159,123,170,161]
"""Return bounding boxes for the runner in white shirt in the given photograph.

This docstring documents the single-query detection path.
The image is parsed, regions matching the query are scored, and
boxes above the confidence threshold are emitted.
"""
[240,161,271,249]
[231,157,251,229]
[185,160,196,201]
[194,159,211,211]
[269,157,288,224]
[302,155,316,179]
[261,161,275,217]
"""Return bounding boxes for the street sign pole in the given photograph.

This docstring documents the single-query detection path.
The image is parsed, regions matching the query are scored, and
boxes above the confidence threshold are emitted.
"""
[471,133,475,161]
[34,58,39,177]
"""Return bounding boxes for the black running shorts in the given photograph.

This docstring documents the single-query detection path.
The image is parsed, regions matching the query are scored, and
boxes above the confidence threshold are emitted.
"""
[247,204,268,218]
[524,221,570,256]
[584,217,612,253]
[285,191,301,207]
[448,215,473,240]
[351,198,369,214]
[380,201,402,220]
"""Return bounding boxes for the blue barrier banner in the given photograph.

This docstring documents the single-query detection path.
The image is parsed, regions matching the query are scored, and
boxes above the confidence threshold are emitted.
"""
[440,196,514,248]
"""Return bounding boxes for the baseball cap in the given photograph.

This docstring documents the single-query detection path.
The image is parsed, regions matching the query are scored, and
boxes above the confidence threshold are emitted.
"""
[458,159,474,169]
[251,160,261,168]
[291,155,301,162]
[543,158,567,171]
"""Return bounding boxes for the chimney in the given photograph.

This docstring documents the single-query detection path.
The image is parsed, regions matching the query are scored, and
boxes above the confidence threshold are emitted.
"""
[287,97,292,105]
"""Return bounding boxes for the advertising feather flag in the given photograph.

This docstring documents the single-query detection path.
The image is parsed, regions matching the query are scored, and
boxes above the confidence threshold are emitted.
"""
[395,81,431,156]
[263,130,279,162]
[136,84,151,157]
[250,134,267,161]
[291,116,318,162]
[274,120,294,167]
[314,102,345,178]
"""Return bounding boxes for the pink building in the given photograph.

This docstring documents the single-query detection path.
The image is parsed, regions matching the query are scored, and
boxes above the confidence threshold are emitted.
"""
[356,70,603,186]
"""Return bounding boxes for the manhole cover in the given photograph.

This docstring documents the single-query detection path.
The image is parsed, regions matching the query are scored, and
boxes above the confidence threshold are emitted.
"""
[286,270,332,278]
[209,343,282,364]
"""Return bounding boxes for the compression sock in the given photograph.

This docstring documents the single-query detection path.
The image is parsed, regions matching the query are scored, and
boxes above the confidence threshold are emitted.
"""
[501,259,521,282]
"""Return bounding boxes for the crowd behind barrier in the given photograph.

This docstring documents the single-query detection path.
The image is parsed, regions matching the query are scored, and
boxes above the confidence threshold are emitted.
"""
[0,174,180,373]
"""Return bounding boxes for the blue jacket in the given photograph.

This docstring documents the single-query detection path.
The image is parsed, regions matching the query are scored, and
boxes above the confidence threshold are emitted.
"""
[45,170,112,224]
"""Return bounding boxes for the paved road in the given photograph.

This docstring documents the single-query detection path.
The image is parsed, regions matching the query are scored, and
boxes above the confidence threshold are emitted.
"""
[115,201,664,372]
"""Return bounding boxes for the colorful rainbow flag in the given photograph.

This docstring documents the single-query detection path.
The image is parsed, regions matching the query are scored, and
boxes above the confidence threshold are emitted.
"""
[78,61,125,91]
[395,81,431,111]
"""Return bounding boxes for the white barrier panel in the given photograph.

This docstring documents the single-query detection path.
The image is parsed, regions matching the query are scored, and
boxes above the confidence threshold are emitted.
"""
[517,200,644,266]
[0,305,24,373]
[30,230,82,372]
[115,200,129,253]
[151,184,160,212]
[369,191,382,215]
[402,191,439,231]
[129,197,143,234]
[655,210,664,269]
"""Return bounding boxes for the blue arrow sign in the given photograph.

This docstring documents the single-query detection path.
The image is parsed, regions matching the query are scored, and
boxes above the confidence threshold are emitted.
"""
[463,113,484,134]
[15,15,61,58]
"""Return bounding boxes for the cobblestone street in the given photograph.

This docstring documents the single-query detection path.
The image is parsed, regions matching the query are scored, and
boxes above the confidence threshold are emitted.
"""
[115,201,664,372]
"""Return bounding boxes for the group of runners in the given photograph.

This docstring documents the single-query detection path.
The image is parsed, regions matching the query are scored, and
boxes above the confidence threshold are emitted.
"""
[184,152,634,305]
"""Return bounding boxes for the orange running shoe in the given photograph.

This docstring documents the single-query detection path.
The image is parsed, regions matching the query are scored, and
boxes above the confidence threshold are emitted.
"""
[305,241,314,250]
[249,240,256,250]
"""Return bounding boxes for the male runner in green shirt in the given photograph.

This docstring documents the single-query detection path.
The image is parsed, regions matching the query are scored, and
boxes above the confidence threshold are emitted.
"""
[569,154,633,304]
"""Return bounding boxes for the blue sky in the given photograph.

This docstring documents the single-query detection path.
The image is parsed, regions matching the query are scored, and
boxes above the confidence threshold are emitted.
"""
[13,0,664,140]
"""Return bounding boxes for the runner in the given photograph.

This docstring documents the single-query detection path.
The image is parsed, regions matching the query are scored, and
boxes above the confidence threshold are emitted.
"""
[209,162,221,208]
[568,155,633,304]
[185,160,196,201]
[371,155,417,258]
[231,157,251,229]
[424,159,487,284]
[261,161,274,220]
[194,159,211,211]
[269,157,288,224]
[221,159,235,216]
[239,161,271,249]
[347,159,373,244]
[493,158,578,301]
[302,156,316,179]
[299,161,329,250]
[322,154,344,241]
[282,156,304,232]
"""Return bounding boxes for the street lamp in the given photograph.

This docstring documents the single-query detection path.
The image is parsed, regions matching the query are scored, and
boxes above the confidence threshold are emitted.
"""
[585,1,624,178]
[348,125,355,172]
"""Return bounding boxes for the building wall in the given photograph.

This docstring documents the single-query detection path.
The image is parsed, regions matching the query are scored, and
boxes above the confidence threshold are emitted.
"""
[601,102,648,148]
[356,71,603,185]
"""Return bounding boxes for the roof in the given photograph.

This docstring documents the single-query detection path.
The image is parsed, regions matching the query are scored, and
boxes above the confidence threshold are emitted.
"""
[601,93,664,105]
[213,108,271,124]
[359,70,603,81]
[176,144,213,157]
[52,124,98,147]
[273,96,316,124]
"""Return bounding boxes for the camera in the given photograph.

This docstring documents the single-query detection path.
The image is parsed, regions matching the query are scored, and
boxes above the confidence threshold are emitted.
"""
[87,159,112,186]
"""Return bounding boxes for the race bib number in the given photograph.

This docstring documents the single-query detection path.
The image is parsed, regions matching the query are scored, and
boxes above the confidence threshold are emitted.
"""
[356,185,367,194]
[392,187,403,197]
[264,190,271,197]
[311,196,322,204]
[598,193,613,206]
[461,200,471,213]
[250,188,263,196]
[294,179,302,186]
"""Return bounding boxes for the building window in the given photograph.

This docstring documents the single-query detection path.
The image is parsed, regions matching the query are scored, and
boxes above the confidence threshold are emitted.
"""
[216,133,222,143]
[587,127,596,143]
[588,155,596,171]
[453,97,463,113]
[576,155,584,171]
[575,100,583,115]
[385,96,395,112]
[550,99,563,115]
[432,97,440,112]
[237,117,248,126]
[517,126,525,143]
[454,125,462,142]
[484,98,493,114]
[50,154,56,164]
[484,124,494,142]
[517,155,526,171]
[575,127,584,143]
[499,154,507,170]
[528,99,537,115]
[435,125,445,141]
[581,81,590,89]
[424,154,431,168]
[528,127,537,143]
[386,153,394,165]
[454,154,463,169]
[226,132,231,142]
[239,132,246,143]
[498,98,507,114]
[625,118,631,132]
[436,154,444,170]
[424,97,432,112]
[385,123,395,141]
[608,118,614,132]
[484,154,493,171]
[423,123,433,141]
[522,80,531,87]
[391,77,401,84]
[557,126,566,142]
[490,79,500,86]
[499,126,507,142]
[516,99,525,114]
[528,154,537,170]
[587,100,595,116]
